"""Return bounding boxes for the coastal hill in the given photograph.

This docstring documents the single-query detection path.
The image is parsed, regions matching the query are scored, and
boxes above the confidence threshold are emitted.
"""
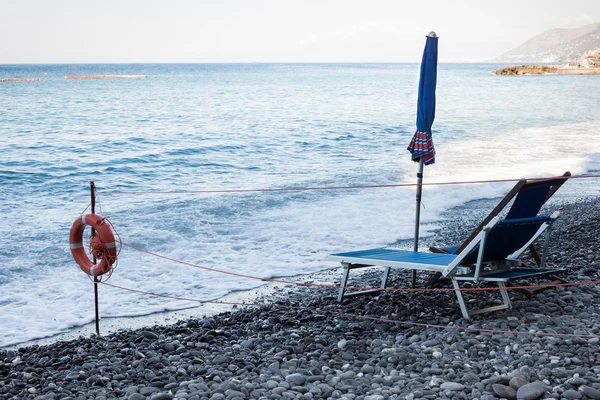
[493,22,600,63]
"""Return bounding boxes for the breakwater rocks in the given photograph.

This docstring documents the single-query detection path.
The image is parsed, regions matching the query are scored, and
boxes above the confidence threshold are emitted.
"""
[1,198,600,400]
[495,65,559,75]
[496,48,600,75]
[495,65,600,75]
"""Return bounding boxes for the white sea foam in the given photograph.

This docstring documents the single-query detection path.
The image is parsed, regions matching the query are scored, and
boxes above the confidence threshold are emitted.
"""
[3,121,599,348]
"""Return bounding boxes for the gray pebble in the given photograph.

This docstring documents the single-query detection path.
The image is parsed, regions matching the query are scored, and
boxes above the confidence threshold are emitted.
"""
[440,382,464,391]
[140,387,160,396]
[510,376,529,390]
[493,384,517,399]
[285,373,307,386]
[140,331,159,340]
[582,386,600,399]
[212,355,230,364]
[568,377,587,386]
[516,381,546,400]
[562,389,583,400]
[151,394,175,400]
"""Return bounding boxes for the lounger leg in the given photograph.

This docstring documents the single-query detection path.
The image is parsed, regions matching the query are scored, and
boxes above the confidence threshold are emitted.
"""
[338,263,351,303]
[498,282,511,310]
[540,227,553,269]
[380,266,391,289]
[453,279,513,318]
[452,280,471,319]
[426,272,443,288]
[529,244,542,266]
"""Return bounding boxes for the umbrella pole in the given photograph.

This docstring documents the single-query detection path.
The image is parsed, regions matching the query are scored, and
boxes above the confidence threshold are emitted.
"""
[412,159,424,288]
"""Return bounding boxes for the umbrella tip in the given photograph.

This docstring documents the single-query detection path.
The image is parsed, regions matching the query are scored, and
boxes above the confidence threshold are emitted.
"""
[427,31,437,37]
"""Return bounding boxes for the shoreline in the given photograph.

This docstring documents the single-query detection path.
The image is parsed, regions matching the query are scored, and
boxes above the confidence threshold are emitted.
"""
[4,192,598,351]
[0,267,350,351]
[1,190,526,351]
[495,65,600,76]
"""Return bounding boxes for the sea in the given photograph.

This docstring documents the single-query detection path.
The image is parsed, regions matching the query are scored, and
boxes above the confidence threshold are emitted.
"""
[1,63,600,348]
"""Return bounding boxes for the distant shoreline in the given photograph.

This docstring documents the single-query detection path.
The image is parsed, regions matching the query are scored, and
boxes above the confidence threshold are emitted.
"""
[495,64,600,75]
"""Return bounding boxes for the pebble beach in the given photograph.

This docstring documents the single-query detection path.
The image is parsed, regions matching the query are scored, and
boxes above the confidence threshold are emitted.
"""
[1,197,599,400]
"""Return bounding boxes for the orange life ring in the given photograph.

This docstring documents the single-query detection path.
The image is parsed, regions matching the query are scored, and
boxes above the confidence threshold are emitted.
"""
[69,214,117,277]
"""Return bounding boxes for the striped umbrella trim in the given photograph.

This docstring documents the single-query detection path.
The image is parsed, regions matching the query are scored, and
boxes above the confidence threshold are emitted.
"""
[407,131,435,165]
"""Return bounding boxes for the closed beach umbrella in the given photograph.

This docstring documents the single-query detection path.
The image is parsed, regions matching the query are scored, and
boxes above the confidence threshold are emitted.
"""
[407,32,438,287]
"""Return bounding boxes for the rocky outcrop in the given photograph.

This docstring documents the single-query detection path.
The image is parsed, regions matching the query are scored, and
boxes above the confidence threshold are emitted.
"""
[495,49,600,75]
[575,48,600,68]
[495,65,558,75]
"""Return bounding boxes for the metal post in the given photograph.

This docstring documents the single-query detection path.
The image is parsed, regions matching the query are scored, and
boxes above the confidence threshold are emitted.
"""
[412,159,424,288]
[94,282,100,335]
[90,181,100,336]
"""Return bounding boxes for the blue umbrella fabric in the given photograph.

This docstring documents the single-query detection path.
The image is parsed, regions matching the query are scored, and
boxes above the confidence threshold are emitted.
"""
[407,33,438,165]
[406,32,439,288]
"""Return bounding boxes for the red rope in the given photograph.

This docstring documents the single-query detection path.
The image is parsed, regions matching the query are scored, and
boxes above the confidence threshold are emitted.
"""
[79,203,91,216]
[98,174,600,196]
[101,281,600,339]
[121,242,600,293]
[80,175,600,341]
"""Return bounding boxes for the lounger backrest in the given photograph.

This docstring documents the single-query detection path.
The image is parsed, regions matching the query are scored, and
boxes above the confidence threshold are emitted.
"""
[505,176,570,219]
[455,172,570,254]
[459,216,552,265]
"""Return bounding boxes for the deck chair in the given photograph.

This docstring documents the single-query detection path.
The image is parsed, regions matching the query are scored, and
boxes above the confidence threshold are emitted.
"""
[328,212,562,319]
[426,172,570,285]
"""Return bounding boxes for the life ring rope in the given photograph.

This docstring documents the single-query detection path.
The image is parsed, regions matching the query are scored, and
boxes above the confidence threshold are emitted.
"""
[69,214,120,279]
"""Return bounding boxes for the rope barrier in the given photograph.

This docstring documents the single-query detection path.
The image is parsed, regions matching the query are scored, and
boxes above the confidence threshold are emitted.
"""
[98,174,600,196]
[81,174,600,341]
[100,172,599,295]
[101,281,600,339]
[121,242,600,294]
[79,203,91,217]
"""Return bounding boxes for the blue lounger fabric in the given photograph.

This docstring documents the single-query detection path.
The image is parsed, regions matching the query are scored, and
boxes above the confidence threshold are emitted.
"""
[329,248,457,266]
[437,216,551,264]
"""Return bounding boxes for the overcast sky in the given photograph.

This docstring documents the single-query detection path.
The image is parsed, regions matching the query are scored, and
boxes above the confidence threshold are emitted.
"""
[1,0,599,63]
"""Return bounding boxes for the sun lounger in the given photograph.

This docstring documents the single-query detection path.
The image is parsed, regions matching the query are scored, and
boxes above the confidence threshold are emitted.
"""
[328,212,561,319]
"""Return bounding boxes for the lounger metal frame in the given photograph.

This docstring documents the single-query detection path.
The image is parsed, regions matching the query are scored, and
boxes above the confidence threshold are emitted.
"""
[328,212,560,319]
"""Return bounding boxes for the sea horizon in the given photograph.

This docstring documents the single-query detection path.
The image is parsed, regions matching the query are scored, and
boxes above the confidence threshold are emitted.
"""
[1,61,544,66]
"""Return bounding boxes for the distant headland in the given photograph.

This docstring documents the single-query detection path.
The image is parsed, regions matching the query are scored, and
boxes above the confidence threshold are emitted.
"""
[492,21,600,75]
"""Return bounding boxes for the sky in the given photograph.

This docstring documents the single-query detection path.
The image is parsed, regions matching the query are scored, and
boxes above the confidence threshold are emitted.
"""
[1,0,599,63]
